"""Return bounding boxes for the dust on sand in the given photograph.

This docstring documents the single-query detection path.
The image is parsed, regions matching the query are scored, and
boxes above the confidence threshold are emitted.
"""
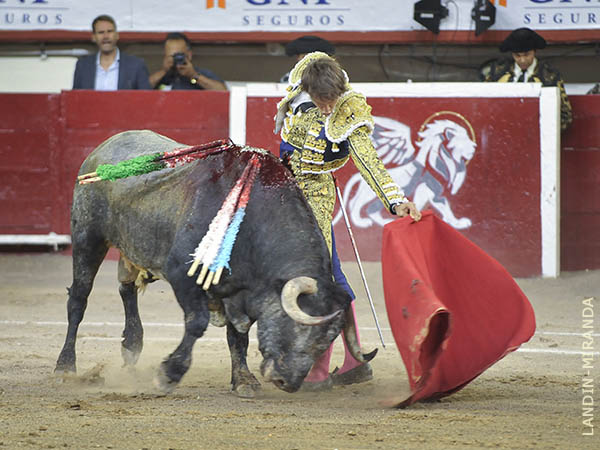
[0,253,597,449]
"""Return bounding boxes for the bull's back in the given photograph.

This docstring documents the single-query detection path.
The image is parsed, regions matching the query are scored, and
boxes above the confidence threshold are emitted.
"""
[72,131,210,271]
[71,131,276,273]
[80,130,182,173]
[71,131,323,278]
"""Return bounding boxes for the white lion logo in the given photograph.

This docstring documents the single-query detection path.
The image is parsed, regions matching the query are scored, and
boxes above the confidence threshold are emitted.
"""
[334,114,477,230]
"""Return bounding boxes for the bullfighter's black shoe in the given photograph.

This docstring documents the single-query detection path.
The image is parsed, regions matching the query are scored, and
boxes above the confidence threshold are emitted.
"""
[299,376,333,392]
[330,363,373,386]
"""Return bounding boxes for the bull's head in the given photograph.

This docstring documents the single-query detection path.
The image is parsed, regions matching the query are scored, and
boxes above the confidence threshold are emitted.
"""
[258,276,376,392]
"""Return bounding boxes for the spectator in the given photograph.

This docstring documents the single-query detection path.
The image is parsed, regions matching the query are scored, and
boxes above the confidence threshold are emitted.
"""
[149,33,227,91]
[275,52,421,390]
[483,27,572,131]
[280,35,335,83]
[73,14,151,90]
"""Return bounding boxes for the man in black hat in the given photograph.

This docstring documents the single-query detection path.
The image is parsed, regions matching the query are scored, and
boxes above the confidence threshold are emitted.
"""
[482,27,572,131]
[280,35,336,83]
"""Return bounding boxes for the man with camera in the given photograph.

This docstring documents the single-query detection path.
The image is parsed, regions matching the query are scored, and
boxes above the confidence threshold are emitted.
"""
[149,32,227,91]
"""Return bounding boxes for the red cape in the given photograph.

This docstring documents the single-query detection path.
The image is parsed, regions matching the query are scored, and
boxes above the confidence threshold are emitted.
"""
[382,211,536,407]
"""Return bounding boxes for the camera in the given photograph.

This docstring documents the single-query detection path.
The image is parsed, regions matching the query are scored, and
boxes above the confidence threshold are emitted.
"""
[172,52,186,66]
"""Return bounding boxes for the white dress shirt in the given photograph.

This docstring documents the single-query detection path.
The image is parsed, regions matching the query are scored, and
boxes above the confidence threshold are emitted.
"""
[94,48,120,91]
[513,58,537,83]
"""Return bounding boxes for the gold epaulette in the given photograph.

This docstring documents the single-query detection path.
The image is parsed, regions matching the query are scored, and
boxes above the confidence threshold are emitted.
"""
[325,91,374,143]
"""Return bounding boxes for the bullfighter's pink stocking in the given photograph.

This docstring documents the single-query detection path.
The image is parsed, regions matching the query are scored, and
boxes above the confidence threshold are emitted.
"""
[303,301,362,382]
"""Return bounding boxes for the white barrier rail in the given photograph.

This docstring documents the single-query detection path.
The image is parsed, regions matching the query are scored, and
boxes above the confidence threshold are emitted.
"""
[0,232,71,251]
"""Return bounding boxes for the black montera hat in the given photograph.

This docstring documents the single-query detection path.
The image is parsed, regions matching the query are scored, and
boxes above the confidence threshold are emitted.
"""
[500,28,546,53]
[285,35,335,57]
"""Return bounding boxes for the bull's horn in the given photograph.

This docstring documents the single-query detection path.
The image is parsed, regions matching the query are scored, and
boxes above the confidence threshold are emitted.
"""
[281,276,342,326]
[343,305,378,363]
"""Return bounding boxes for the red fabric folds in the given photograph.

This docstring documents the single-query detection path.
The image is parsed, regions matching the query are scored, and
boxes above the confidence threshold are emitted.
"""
[382,211,536,407]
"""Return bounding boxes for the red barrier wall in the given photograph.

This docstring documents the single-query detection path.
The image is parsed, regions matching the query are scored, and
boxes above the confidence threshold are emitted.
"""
[561,96,600,271]
[1,91,598,275]
[0,94,61,234]
[0,91,229,237]
[55,91,230,234]
[247,95,543,277]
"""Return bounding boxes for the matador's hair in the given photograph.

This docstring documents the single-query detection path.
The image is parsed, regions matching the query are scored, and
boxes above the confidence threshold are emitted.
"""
[301,58,347,101]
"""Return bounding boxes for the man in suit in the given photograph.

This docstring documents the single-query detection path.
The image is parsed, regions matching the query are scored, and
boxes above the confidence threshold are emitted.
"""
[72,15,151,90]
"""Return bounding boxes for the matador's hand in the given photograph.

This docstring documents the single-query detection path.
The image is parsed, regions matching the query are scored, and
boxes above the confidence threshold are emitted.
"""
[393,202,422,222]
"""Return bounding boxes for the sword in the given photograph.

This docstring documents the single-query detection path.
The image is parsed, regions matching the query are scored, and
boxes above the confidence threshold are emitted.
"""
[333,176,386,348]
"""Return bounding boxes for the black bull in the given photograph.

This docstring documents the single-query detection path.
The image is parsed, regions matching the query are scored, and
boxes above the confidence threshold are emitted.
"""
[55,130,375,396]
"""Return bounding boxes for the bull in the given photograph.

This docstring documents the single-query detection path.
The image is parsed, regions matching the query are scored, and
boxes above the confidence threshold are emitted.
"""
[55,130,375,397]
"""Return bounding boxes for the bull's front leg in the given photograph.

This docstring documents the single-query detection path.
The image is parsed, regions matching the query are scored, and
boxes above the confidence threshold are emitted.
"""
[227,323,261,398]
[55,241,108,374]
[55,284,89,373]
[155,284,209,393]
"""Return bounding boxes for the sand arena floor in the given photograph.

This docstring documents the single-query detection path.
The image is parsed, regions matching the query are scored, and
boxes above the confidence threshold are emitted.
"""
[0,253,598,449]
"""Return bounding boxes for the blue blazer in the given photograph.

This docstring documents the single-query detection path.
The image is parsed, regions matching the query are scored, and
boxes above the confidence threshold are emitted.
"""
[72,51,151,90]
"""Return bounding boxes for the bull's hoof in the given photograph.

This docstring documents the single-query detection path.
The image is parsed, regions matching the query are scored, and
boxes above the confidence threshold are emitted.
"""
[121,346,141,367]
[54,360,76,378]
[52,368,77,384]
[55,353,76,374]
[54,365,76,374]
[232,382,261,399]
[154,364,178,394]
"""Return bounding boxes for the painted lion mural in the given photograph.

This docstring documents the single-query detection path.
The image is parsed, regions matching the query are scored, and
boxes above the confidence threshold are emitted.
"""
[334,113,477,230]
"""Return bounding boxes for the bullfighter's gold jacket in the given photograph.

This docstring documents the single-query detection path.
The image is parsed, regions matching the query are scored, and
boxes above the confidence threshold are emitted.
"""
[274,52,407,251]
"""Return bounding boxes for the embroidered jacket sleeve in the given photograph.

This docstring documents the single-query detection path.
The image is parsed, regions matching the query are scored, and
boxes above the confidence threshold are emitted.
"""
[325,92,406,213]
[538,62,572,131]
[347,125,406,214]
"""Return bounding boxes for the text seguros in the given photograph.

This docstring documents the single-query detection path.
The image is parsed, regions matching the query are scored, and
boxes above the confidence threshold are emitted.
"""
[242,14,344,27]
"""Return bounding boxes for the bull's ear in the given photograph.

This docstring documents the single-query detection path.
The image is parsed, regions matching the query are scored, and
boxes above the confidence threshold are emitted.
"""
[222,298,252,334]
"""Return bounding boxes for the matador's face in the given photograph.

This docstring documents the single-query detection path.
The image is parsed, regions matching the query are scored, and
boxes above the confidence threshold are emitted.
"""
[311,96,338,116]
[512,50,535,71]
